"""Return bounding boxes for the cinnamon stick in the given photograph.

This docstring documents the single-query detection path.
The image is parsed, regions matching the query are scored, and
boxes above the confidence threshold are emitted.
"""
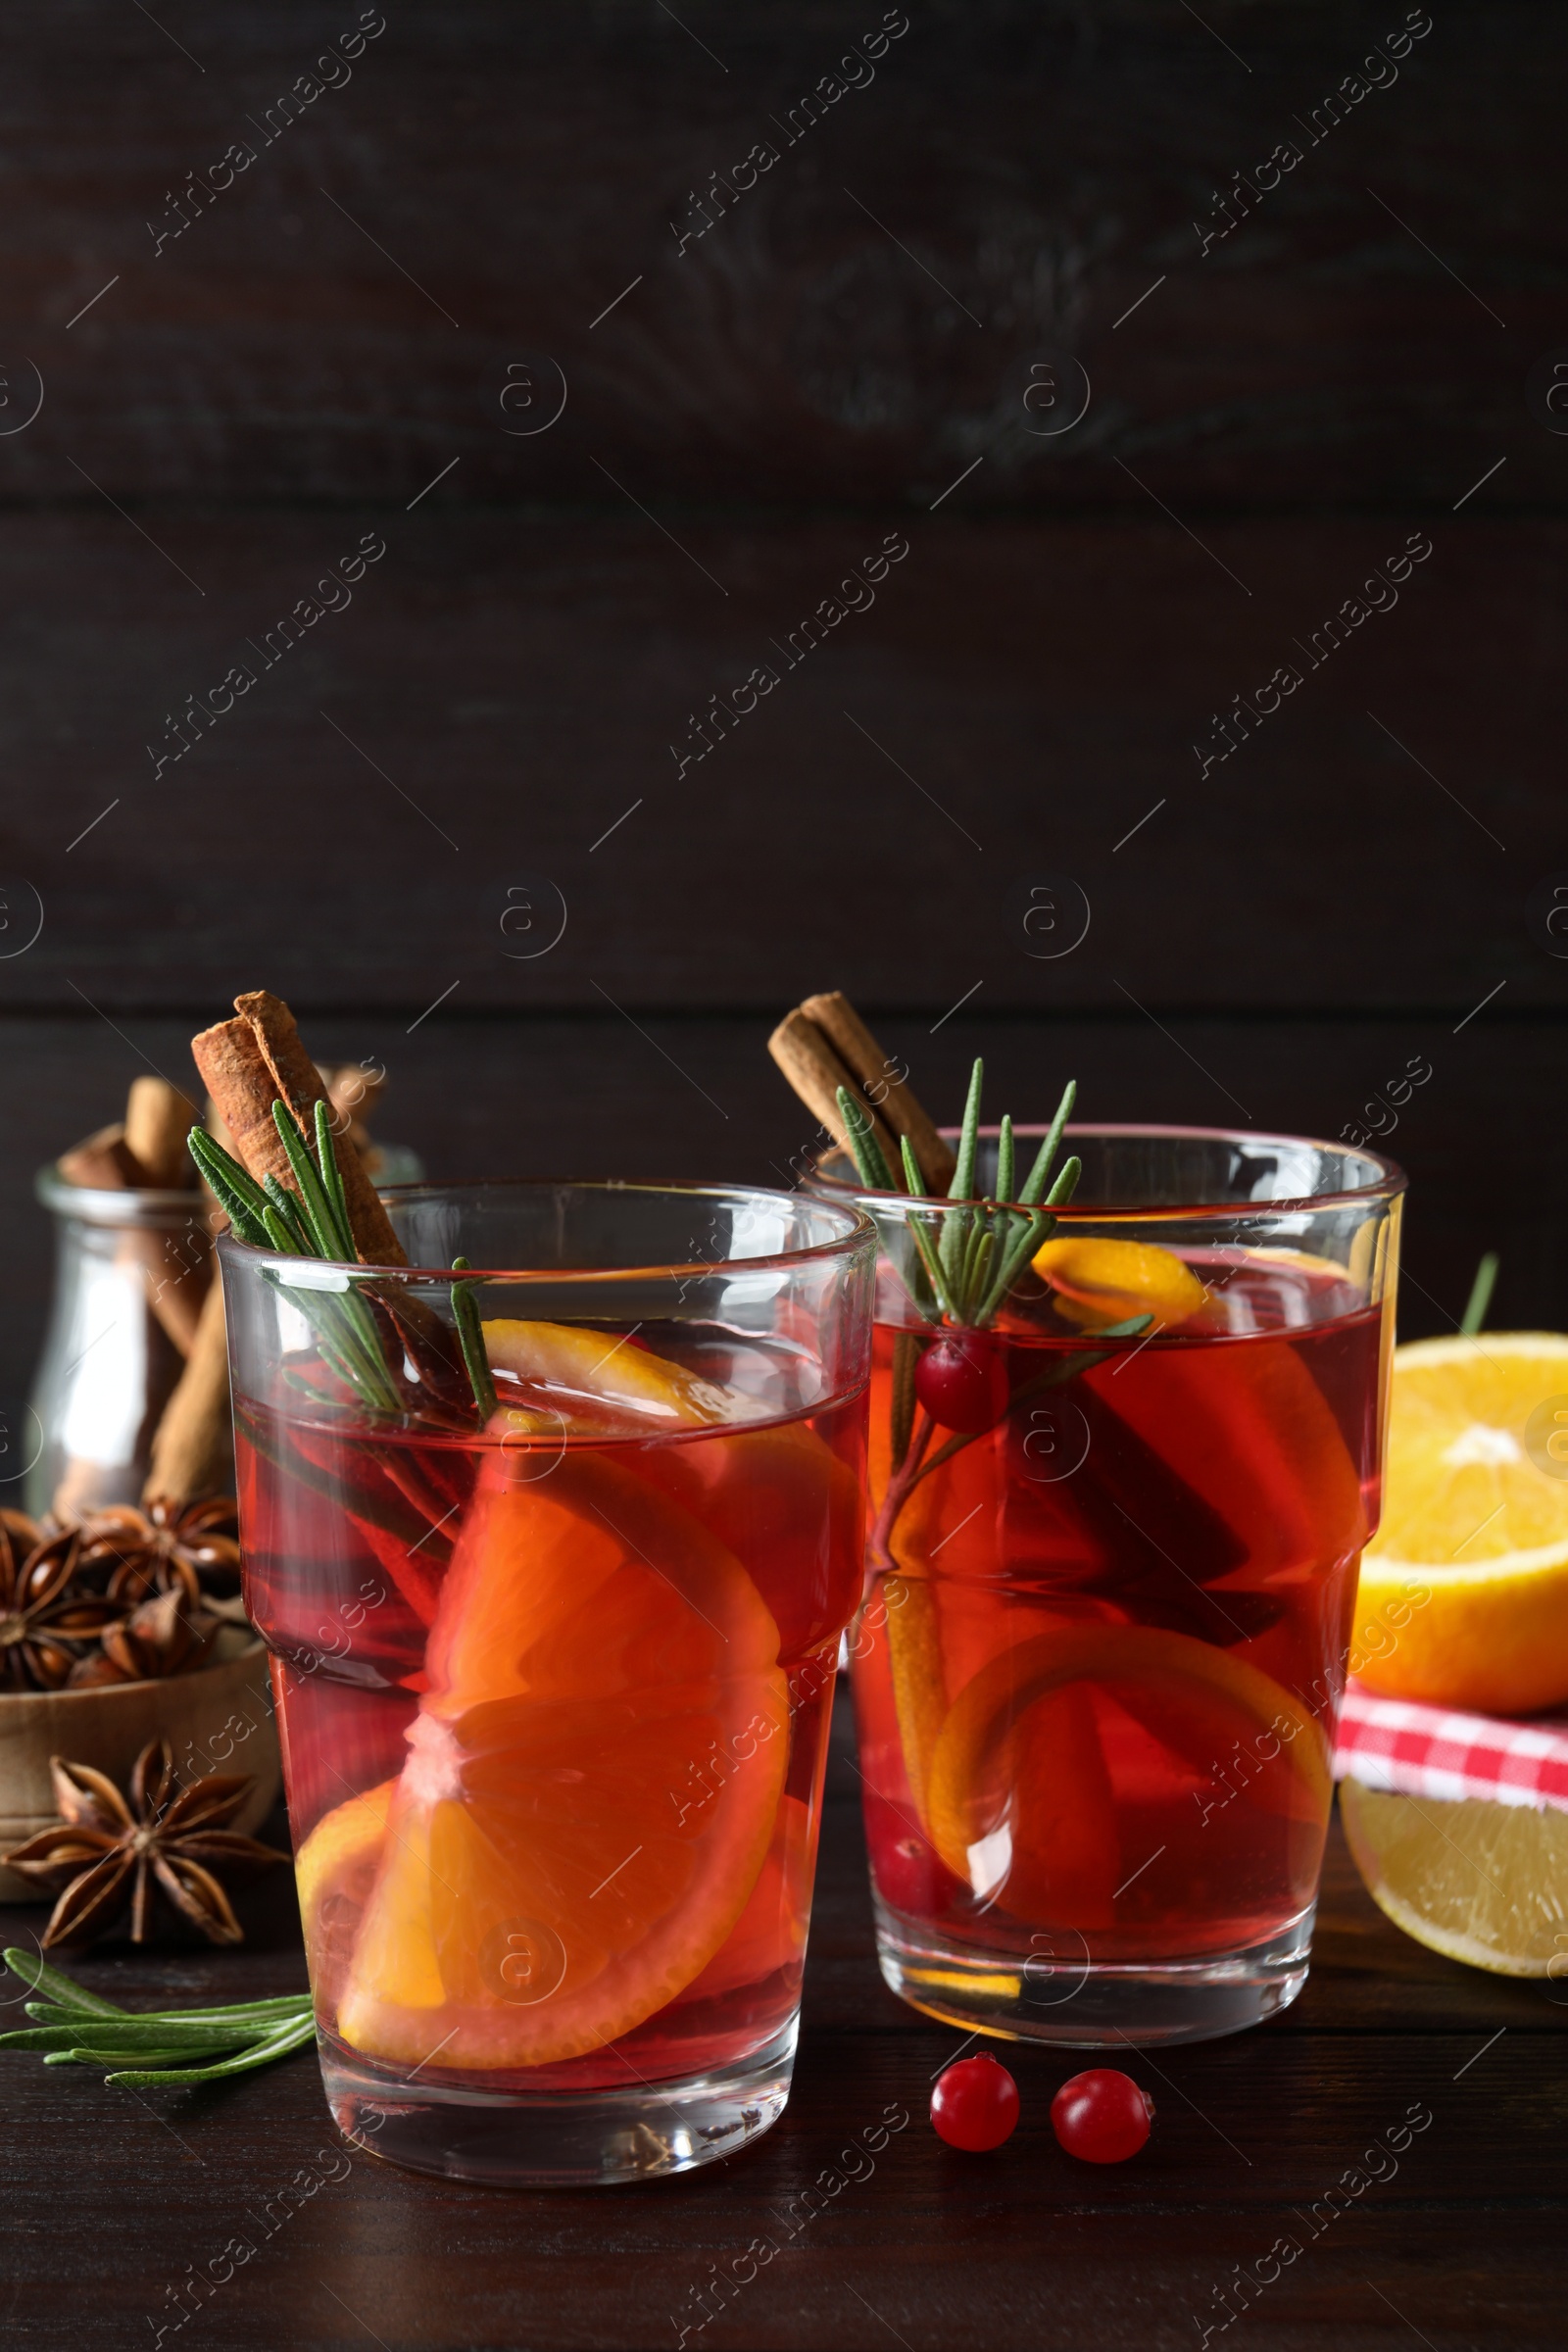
[123,1077,198,1189]
[322,1062,386,1153]
[800,992,957,1190]
[58,1099,209,1356]
[767,1009,900,1170]
[143,1276,232,1505]
[58,1122,140,1190]
[191,992,405,1266]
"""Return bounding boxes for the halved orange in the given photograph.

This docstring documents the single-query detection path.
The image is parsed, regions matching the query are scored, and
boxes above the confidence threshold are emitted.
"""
[926,1624,1330,1919]
[327,1450,788,2069]
[1356,1335,1568,1712]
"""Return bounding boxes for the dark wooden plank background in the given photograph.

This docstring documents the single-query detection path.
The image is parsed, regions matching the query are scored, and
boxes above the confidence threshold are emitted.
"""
[1,14,1564,2335]
[2,0,1564,1475]
[4,1695,1562,2352]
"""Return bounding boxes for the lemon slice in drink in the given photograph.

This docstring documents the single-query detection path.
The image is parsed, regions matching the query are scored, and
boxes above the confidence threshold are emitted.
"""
[1356,1334,1568,1714]
[1340,1778,1568,1977]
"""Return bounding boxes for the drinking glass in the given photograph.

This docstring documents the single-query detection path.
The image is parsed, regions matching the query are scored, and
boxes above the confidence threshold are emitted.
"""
[813,1126,1402,2046]
[219,1180,874,2183]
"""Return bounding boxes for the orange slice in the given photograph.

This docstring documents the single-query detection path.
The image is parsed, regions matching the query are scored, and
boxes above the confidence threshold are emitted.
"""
[295,1779,392,2015]
[1032,1237,1208,1332]
[679,1791,813,2001]
[481,1317,734,1432]
[486,1316,865,1655]
[332,1451,788,2069]
[1356,1334,1568,1712]
[926,1624,1329,1916]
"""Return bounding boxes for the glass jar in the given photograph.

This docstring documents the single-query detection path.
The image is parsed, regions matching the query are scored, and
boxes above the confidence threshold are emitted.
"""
[27,1170,219,1520]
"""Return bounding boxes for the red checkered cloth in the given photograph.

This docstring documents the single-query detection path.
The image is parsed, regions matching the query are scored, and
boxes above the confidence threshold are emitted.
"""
[1334,1682,1568,1816]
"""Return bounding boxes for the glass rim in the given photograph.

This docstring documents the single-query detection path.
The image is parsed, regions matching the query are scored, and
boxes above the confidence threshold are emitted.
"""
[34,1164,215,1224]
[809,1120,1407,1218]
[215,1174,878,1284]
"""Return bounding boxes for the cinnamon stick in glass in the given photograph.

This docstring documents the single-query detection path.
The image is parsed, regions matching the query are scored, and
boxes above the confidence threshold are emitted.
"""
[767,1008,900,1171]
[189,989,470,1424]
[799,992,956,1191]
[769,994,958,1192]
[192,992,405,1266]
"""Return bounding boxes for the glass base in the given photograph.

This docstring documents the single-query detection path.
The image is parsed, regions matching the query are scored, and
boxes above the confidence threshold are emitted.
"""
[320,2017,798,2186]
[874,1900,1315,2047]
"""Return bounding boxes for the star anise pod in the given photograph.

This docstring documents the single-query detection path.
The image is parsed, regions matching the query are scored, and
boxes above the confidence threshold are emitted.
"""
[65,1588,220,1689]
[74,1495,242,1608]
[0,1519,121,1692]
[2,1740,284,1949]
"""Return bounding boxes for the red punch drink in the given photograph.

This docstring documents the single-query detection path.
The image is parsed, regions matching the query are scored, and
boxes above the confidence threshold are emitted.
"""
[819,1122,1402,2047]
[220,1181,873,2183]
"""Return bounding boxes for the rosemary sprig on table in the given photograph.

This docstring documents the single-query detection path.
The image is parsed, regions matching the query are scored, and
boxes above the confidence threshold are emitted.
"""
[189,1109,492,1427]
[836,1060,1084,1330]
[0,1947,312,2089]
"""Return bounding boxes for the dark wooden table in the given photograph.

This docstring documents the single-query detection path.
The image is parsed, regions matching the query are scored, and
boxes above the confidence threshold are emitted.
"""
[4,1690,1560,2352]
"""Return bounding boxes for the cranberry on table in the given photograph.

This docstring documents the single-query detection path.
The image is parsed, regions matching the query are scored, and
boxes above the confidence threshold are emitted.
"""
[930,2053,1019,2151]
[914,1333,1009,1433]
[1051,2068,1154,2163]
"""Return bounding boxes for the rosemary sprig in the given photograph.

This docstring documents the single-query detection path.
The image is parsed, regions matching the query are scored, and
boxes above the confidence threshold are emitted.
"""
[1459,1250,1499,1337]
[850,1062,1082,1333]
[189,1114,494,1427]
[0,1947,313,2089]
[451,1256,499,1420]
[835,1086,901,1194]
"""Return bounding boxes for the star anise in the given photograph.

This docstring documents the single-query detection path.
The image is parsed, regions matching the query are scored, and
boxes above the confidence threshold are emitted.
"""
[74,1496,242,1608]
[2,1740,284,1949]
[0,1516,121,1691]
[65,1588,220,1690]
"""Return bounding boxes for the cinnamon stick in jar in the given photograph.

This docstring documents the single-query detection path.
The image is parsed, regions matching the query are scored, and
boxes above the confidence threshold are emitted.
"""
[57,1122,141,1190]
[143,1275,232,1505]
[123,1077,199,1190]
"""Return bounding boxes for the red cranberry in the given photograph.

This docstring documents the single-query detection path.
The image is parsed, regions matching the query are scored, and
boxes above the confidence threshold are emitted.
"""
[931,2053,1019,2151]
[864,1797,963,1918]
[914,1334,1008,1433]
[1051,2068,1154,2163]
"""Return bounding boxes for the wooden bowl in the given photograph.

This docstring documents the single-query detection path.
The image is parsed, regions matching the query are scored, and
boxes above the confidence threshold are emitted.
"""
[0,1627,281,1901]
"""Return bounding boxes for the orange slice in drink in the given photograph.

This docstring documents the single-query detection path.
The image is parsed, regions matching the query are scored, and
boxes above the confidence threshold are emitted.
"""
[1032,1237,1208,1331]
[926,1625,1329,1917]
[482,1317,734,1432]
[486,1316,865,1655]
[329,1450,788,2069]
[295,1778,393,2015]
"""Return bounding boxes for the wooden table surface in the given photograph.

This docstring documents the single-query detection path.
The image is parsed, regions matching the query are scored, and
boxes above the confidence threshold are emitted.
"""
[4,1690,1560,2352]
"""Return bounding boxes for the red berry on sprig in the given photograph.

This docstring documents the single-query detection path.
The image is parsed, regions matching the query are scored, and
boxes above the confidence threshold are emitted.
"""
[930,2053,1019,2151]
[1050,2068,1154,2163]
[914,1333,1009,1434]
